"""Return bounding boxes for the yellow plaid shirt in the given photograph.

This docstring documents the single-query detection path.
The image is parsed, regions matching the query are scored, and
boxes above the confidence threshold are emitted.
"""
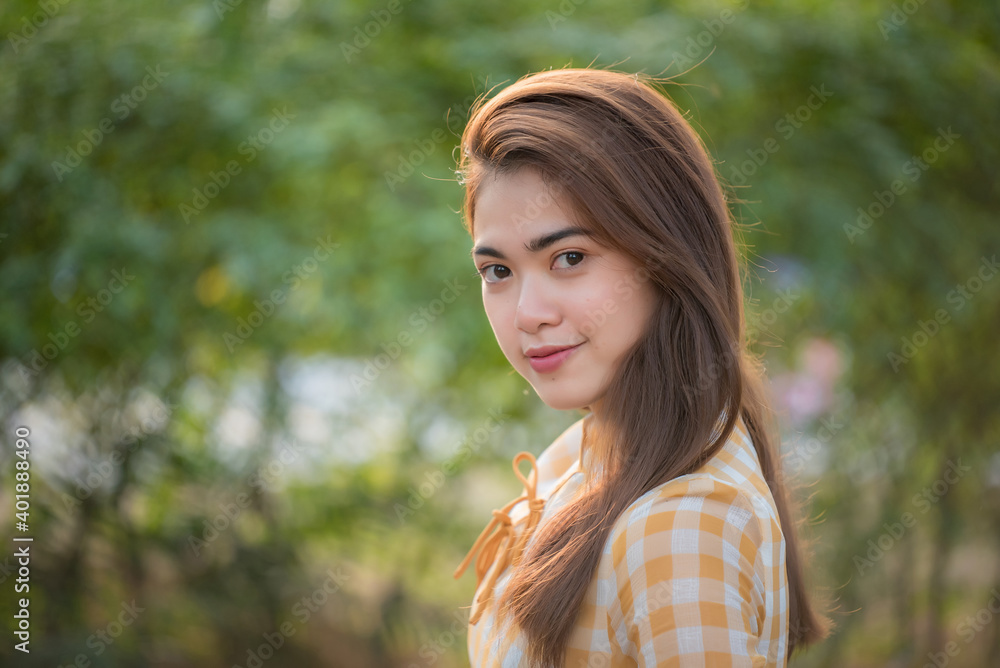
[455,414,788,667]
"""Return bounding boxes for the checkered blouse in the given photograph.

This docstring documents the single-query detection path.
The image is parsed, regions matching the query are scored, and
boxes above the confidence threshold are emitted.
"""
[454,414,788,667]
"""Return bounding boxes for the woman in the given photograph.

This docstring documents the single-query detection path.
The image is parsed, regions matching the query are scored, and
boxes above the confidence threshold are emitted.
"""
[452,67,829,667]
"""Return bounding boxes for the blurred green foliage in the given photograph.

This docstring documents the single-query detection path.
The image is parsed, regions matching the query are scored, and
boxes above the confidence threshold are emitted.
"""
[1,0,998,666]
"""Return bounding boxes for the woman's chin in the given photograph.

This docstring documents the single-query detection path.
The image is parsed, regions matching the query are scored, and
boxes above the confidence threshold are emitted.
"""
[531,387,596,412]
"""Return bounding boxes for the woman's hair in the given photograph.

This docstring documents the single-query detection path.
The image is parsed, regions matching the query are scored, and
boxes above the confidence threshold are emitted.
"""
[457,67,830,666]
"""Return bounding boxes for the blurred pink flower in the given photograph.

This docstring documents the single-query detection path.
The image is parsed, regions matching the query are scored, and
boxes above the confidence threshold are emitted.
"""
[771,337,843,425]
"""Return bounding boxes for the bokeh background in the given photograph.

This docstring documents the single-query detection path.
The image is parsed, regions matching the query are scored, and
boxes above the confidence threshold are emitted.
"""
[2,0,999,666]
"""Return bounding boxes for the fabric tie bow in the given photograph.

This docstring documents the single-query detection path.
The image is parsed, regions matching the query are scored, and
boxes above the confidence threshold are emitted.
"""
[453,451,546,625]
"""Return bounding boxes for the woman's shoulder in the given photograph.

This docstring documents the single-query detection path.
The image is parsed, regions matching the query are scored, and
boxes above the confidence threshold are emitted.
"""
[597,424,788,660]
[602,468,780,621]
[611,475,768,548]
[608,422,781,554]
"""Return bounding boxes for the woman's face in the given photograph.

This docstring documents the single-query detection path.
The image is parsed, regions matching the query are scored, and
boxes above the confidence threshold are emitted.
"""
[471,168,659,412]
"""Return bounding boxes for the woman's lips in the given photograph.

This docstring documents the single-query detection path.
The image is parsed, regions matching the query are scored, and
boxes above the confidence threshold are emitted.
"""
[527,343,583,373]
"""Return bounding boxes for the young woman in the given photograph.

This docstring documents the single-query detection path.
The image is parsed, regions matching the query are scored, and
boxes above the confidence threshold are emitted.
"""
[452,67,829,667]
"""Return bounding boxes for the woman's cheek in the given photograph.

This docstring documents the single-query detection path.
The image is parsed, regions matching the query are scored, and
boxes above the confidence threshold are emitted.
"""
[486,302,517,355]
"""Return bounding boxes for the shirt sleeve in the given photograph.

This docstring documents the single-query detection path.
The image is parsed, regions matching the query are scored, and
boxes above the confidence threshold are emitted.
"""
[607,478,768,667]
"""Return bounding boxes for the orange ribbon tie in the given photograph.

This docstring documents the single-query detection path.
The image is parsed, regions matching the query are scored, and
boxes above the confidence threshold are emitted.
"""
[453,451,546,625]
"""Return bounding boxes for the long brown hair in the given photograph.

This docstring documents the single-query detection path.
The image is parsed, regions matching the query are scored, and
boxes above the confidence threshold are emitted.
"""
[457,67,829,666]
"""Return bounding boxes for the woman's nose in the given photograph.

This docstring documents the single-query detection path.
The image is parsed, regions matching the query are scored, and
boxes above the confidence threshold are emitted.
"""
[513,276,561,334]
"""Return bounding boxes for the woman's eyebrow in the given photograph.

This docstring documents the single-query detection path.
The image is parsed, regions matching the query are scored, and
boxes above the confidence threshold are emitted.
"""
[472,226,591,259]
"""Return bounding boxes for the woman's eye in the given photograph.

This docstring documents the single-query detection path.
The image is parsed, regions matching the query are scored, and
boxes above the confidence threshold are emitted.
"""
[553,251,585,269]
[480,264,511,283]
